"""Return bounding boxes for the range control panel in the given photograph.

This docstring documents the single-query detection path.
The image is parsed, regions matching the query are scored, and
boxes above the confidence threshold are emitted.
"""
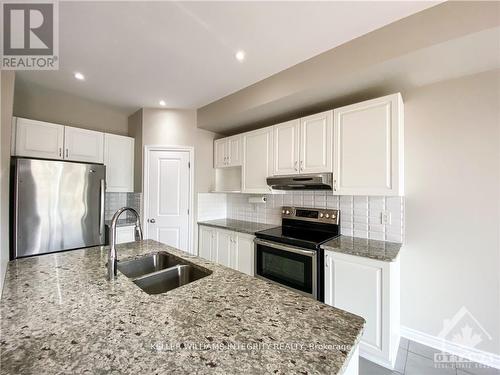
[281,206,340,224]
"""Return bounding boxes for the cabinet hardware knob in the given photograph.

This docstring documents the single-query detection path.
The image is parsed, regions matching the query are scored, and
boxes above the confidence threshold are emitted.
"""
[149,218,156,224]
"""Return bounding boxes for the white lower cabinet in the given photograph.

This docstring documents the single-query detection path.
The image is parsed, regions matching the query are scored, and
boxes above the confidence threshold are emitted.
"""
[199,225,216,261]
[215,229,233,267]
[198,225,255,276]
[233,233,255,276]
[324,250,400,370]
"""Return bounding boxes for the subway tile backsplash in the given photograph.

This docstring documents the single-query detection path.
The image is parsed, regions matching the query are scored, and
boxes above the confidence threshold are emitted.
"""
[198,192,405,243]
[105,192,142,221]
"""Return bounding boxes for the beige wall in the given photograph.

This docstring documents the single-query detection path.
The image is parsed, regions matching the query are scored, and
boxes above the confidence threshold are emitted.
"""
[400,70,500,355]
[136,108,218,253]
[128,109,143,192]
[14,79,129,136]
[0,71,15,293]
[198,1,500,134]
[141,108,217,194]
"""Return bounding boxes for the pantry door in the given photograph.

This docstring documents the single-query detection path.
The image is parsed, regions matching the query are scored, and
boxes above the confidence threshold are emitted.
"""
[145,148,192,252]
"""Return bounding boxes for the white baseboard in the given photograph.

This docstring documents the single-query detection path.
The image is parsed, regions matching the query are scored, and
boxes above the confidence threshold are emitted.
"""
[401,326,500,370]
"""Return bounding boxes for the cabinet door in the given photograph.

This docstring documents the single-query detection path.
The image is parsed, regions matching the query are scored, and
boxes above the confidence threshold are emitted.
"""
[214,139,228,168]
[104,133,134,192]
[333,93,403,195]
[234,233,255,276]
[325,251,388,359]
[228,136,242,166]
[273,119,300,176]
[242,127,273,193]
[64,126,104,163]
[299,110,333,174]
[199,226,215,261]
[215,229,232,267]
[115,226,136,244]
[14,117,64,159]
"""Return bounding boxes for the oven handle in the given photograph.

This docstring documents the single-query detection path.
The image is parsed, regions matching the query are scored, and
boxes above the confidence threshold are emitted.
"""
[254,238,317,257]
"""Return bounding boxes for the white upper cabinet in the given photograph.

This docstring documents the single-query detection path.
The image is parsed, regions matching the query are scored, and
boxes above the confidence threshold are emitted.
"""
[333,93,404,196]
[273,112,333,176]
[228,136,242,166]
[214,139,227,168]
[214,135,242,168]
[14,117,64,160]
[104,133,134,192]
[299,110,333,174]
[273,119,300,175]
[64,126,104,163]
[242,127,273,193]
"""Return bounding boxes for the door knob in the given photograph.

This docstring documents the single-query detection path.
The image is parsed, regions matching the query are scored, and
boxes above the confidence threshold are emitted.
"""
[149,218,156,224]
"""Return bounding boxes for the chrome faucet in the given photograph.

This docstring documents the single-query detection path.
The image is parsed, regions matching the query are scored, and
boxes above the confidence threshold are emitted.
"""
[108,207,143,280]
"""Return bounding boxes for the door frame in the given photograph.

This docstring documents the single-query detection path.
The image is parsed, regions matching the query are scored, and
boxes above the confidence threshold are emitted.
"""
[143,145,195,254]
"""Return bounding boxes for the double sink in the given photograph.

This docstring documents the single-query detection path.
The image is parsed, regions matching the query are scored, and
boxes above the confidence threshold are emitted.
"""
[117,252,212,294]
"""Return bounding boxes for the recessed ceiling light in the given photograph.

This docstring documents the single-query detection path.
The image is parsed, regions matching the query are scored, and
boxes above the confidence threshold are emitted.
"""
[74,72,85,80]
[159,100,166,106]
[235,50,245,62]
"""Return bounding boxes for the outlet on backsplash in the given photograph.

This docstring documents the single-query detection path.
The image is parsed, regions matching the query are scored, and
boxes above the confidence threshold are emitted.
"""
[381,211,391,225]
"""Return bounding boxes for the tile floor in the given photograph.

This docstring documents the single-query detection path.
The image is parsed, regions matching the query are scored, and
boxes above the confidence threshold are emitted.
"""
[360,338,500,375]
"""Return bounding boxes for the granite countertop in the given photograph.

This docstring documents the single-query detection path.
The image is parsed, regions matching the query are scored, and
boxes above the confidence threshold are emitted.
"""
[198,219,278,235]
[104,218,138,228]
[1,240,364,374]
[321,235,402,262]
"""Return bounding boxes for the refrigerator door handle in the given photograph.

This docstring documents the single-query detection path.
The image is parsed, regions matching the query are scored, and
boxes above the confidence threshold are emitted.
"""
[99,179,105,236]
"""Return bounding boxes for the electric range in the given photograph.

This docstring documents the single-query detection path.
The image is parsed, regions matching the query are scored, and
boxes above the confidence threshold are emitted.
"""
[254,206,340,302]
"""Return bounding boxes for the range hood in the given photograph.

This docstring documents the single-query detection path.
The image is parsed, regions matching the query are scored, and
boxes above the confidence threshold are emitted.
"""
[267,173,333,191]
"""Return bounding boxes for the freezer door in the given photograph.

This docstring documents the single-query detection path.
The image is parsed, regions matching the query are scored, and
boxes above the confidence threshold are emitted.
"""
[14,158,106,258]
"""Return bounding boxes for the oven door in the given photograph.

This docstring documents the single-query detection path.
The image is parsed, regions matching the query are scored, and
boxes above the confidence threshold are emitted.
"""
[254,238,317,299]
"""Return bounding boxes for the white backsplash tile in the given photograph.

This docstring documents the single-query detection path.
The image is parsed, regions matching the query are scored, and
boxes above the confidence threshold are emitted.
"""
[197,191,405,243]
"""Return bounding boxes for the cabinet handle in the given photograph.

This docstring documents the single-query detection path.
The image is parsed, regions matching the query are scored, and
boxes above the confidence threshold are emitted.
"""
[59,148,62,157]
[325,254,328,267]
[294,161,298,171]
[333,179,337,191]
[300,160,304,171]
[65,149,69,158]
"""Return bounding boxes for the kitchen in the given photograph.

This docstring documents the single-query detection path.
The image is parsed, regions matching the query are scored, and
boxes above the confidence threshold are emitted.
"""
[1,2,499,375]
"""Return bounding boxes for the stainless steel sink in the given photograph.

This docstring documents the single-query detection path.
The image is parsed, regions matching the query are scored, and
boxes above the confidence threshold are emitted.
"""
[117,252,181,278]
[117,251,211,294]
[133,264,211,295]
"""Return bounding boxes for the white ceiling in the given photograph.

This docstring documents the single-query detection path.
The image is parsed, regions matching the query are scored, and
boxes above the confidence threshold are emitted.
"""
[17,1,439,113]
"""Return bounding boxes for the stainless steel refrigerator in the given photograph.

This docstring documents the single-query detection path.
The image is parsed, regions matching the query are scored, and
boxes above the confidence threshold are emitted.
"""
[12,157,106,259]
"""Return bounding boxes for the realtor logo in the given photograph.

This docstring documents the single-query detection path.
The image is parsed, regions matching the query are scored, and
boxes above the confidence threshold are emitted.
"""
[1,1,58,69]
[434,306,494,369]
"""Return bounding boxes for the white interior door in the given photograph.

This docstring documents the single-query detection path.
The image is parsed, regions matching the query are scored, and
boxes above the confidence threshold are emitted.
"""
[146,150,190,251]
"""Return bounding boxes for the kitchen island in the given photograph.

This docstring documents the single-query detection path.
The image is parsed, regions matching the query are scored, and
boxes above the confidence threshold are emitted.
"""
[0,240,364,374]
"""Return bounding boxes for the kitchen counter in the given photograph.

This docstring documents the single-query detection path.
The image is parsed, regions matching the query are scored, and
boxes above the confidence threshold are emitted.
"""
[198,219,277,235]
[321,235,402,262]
[0,240,364,374]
